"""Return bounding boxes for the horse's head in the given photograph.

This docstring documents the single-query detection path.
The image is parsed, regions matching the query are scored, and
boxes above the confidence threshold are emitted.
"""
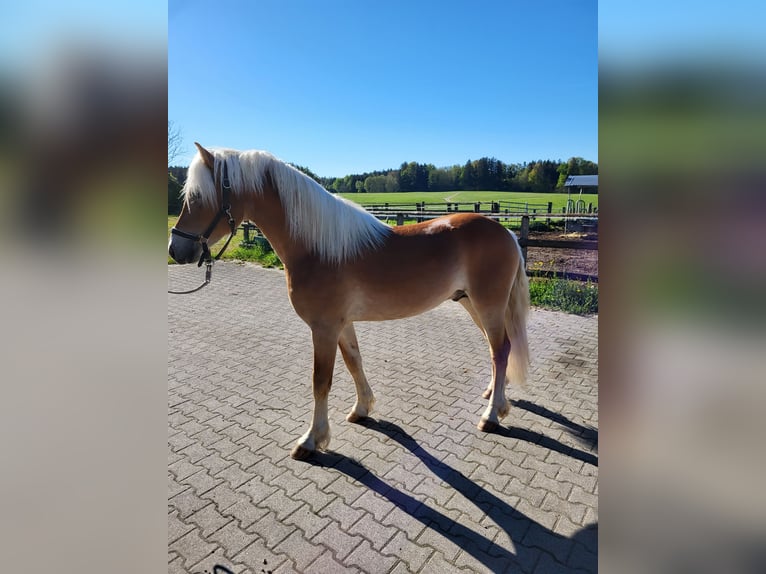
[168,142,242,265]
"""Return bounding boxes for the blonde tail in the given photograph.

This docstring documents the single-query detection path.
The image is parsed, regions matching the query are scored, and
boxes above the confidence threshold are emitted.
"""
[505,236,530,386]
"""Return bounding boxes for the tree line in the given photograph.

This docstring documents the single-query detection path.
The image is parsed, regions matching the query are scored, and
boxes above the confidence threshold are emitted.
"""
[316,156,597,194]
[169,156,597,213]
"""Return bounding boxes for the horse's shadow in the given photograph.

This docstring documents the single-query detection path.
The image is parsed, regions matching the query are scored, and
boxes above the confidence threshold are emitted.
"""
[510,398,599,453]
[307,417,597,573]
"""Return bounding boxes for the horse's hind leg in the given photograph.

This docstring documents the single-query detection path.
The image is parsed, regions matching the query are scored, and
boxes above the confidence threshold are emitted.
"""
[469,304,512,432]
[338,323,375,423]
[291,325,340,460]
[458,298,494,400]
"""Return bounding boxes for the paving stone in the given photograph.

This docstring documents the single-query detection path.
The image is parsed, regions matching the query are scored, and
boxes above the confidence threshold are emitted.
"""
[203,483,249,512]
[415,524,464,563]
[522,522,574,566]
[568,485,598,507]
[420,551,468,574]
[169,528,218,571]
[381,530,433,573]
[171,488,212,520]
[188,503,234,537]
[168,458,202,482]
[351,512,398,551]
[183,469,222,495]
[233,539,289,573]
[198,452,236,476]
[248,511,296,547]
[311,519,364,561]
[274,529,327,571]
[222,498,270,529]
[317,496,366,532]
[257,487,304,522]
[345,539,397,574]
[354,489,397,522]
[168,473,190,499]
[209,520,260,556]
[168,510,195,545]
[305,552,359,574]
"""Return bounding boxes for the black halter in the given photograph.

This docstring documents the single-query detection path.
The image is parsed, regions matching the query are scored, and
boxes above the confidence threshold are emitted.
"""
[168,161,237,295]
[171,161,237,268]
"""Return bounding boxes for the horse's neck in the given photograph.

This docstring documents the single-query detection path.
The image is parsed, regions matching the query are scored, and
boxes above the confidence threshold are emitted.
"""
[244,185,308,267]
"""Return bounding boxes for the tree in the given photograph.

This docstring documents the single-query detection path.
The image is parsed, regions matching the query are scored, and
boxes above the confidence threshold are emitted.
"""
[289,163,321,183]
[384,172,400,192]
[398,162,416,191]
[168,121,182,166]
[168,172,183,215]
[459,160,475,190]
[364,175,388,193]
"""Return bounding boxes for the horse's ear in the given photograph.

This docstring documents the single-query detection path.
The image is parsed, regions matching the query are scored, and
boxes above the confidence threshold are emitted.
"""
[194,142,215,171]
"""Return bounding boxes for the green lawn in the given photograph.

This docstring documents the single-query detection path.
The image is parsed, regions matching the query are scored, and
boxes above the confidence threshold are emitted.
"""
[339,191,598,213]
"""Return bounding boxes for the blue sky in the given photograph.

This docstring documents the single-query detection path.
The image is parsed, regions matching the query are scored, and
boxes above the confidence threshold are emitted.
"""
[169,0,597,176]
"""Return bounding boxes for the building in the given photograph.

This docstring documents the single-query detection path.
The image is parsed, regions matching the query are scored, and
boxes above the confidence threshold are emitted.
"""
[564,174,598,192]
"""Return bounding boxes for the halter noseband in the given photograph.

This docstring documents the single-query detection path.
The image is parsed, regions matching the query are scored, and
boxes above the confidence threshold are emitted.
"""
[171,161,237,268]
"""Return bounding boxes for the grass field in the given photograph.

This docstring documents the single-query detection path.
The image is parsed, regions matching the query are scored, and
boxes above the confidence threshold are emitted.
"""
[339,191,598,213]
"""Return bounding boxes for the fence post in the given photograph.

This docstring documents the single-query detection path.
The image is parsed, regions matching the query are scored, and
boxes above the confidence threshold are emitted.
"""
[547,201,552,225]
[520,215,529,268]
[397,213,404,226]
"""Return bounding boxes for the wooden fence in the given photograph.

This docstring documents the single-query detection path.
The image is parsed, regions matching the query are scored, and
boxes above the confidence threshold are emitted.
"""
[364,199,597,226]
[240,208,598,283]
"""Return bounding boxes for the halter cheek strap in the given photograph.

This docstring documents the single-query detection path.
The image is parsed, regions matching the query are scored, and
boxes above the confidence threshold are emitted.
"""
[170,161,237,267]
[168,161,237,295]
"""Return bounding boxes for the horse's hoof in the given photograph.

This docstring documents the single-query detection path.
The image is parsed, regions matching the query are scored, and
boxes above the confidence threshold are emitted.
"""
[477,419,499,433]
[290,444,314,460]
[346,411,366,423]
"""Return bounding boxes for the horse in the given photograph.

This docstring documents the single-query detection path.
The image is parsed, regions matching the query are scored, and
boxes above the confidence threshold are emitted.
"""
[169,143,530,460]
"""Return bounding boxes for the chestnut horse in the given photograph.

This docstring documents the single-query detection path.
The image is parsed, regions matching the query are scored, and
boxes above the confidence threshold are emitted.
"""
[169,144,529,460]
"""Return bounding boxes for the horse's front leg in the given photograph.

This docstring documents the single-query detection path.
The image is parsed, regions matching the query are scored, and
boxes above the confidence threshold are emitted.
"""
[291,325,340,460]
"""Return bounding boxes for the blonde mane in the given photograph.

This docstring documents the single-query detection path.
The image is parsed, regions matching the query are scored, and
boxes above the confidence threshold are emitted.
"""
[182,148,392,264]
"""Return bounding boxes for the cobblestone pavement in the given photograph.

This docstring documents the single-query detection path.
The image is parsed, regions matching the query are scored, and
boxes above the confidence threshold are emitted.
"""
[169,262,598,573]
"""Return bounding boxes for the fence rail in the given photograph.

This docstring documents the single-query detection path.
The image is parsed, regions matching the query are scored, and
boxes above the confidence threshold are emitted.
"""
[363,199,597,224]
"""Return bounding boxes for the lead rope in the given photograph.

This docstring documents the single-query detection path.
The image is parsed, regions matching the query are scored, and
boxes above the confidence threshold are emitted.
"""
[167,259,213,294]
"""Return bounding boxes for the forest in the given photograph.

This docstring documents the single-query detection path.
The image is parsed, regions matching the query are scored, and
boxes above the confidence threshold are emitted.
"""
[307,156,598,194]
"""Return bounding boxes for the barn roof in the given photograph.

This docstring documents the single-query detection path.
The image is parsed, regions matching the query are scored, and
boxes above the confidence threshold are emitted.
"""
[564,175,598,187]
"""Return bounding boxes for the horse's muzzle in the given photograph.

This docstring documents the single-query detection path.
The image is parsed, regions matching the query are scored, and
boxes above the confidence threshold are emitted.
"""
[168,236,203,264]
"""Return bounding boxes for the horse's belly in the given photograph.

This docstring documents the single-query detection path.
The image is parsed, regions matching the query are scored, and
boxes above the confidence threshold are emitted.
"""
[348,280,460,322]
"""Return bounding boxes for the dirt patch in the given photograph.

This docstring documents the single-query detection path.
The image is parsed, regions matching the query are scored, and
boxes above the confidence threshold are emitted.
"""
[526,231,598,277]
